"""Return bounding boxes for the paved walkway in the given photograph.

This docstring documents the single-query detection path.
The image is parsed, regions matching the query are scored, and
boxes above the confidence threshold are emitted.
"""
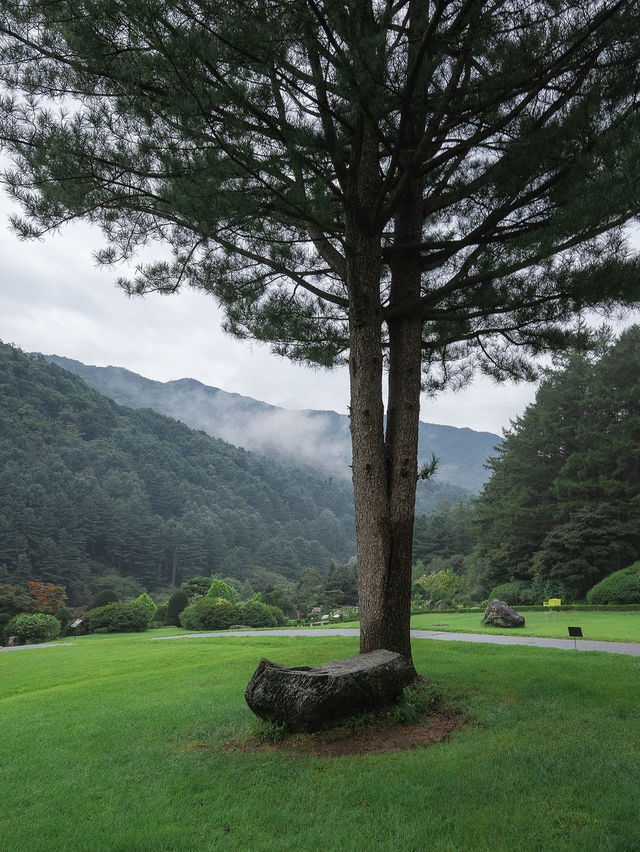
[151,628,640,657]
[0,641,73,652]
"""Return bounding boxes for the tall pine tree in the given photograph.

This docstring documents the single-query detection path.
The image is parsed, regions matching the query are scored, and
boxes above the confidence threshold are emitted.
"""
[3,2,640,656]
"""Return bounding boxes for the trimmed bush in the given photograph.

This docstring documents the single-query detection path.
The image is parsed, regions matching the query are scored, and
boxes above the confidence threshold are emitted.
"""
[84,602,149,633]
[6,613,61,644]
[587,562,640,605]
[87,589,119,611]
[206,580,237,603]
[182,576,213,598]
[135,593,157,625]
[179,597,238,630]
[164,590,189,626]
[237,599,279,628]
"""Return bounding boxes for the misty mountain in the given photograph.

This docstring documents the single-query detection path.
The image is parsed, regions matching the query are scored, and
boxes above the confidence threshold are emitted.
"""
[46,355,501,494]
[1,342,356,603]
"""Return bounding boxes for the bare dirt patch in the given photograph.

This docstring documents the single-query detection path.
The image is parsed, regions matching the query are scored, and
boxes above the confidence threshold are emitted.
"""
[222,710,464,757]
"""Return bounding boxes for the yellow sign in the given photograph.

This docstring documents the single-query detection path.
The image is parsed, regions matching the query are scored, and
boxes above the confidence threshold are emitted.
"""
[543,598,562,607]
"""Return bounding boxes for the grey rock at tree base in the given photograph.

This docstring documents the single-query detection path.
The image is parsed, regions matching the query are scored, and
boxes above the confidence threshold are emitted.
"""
[482,599,525,628]
[245,649,416,732]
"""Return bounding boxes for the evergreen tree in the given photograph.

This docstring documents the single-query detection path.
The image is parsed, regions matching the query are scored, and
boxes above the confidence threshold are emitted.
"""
[3,3,640,655]
[164,590,189,626]
[473,328,640,599]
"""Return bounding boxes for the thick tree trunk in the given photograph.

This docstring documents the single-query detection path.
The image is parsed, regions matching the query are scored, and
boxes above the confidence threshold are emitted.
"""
[347,109,424,662]
[347,230,422,663]
[345,36,425,655]
[348,284,421,662]
[346,225,389,653]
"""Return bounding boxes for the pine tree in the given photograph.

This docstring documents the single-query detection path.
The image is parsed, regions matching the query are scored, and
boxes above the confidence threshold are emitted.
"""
[473,327,640,599]
[3,3,640,657]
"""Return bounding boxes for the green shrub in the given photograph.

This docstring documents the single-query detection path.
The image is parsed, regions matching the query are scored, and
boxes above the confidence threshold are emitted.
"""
[179,597,238,630]
[587,562,640,605]
[87,589,119,611]
[264,604,287,626]
[164,590,189,625]
[182,576,213,598]
[488,581,536,606]
[413,568,464,601]
[135,593,157,625]
[84,602,149,633]
[155,602,169,623]
[6,613,61,644]
[237,599,278,627]
[206,579,237,603]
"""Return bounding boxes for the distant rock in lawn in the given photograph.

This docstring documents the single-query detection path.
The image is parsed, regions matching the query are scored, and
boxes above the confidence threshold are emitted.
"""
[245,649,416,732]
[482,599,525,628]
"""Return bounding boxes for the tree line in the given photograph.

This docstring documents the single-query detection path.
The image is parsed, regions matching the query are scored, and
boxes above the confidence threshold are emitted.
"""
[472,326,640,602]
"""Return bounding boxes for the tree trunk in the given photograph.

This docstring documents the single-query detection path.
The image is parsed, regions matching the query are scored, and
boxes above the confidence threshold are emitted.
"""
[347,99,424,662]
[349,280,421,663]
[347,236,390,657]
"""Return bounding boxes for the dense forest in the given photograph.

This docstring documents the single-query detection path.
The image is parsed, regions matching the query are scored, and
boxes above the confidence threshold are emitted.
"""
[8,329,637,612]
[0,342,356,604]
[471,327,640,602]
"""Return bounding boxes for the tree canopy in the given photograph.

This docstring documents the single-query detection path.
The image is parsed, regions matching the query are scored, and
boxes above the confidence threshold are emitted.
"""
[2,1,640,657]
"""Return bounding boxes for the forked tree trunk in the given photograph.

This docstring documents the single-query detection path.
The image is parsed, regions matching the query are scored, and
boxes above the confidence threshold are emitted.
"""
[349,301,422,663]
[347,122,423,663]
[347,229,422,664]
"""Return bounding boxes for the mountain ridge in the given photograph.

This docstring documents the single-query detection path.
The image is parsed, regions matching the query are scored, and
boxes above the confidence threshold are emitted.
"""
[46,355,501,495]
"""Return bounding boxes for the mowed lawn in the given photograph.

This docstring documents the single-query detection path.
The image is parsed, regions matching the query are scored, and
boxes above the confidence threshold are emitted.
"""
[1,631,639,851]
[409,609,640,642]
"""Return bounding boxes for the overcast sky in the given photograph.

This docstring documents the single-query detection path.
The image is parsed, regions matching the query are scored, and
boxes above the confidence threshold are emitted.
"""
[1,188,631,437]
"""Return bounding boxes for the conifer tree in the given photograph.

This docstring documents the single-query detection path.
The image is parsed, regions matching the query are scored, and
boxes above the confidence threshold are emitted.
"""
[2,2,640,658]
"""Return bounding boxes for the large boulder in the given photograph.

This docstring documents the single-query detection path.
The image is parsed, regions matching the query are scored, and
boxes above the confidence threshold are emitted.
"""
[245,649,416,732]
[482,599,525,628]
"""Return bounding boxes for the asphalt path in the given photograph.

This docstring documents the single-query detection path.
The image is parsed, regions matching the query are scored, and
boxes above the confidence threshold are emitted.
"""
[1,641,73,652]
[151,628,640,657]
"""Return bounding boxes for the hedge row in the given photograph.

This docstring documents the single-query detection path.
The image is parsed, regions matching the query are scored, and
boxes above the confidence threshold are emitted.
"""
[179,596,286,630]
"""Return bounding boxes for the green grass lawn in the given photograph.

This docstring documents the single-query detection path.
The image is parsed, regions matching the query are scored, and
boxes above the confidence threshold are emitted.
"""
[410,609,640,642]
[330,609,640,643]
[2,630,639,851]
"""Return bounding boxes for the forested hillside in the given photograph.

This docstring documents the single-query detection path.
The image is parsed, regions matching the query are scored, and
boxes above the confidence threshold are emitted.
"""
[47,355,500,496]
[0,343,355,604]
[472,327,640,601]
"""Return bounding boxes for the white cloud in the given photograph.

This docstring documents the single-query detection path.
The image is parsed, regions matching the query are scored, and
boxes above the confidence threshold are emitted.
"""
[2,189,637,435]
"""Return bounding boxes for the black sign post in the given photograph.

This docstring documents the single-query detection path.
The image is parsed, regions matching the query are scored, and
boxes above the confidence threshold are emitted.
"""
[568,626,583,650]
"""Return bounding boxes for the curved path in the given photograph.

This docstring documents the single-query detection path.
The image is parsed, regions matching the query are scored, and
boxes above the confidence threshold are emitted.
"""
[1,641,73,652]
[151,628,640,657]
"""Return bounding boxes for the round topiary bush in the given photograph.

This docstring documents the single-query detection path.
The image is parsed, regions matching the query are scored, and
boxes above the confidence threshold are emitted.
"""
[6,612,61,644]
[87,589,119,611]
[237,599,279,627]
[84,601,149,633]
[179,597,238,630]
[586,562,640,605]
